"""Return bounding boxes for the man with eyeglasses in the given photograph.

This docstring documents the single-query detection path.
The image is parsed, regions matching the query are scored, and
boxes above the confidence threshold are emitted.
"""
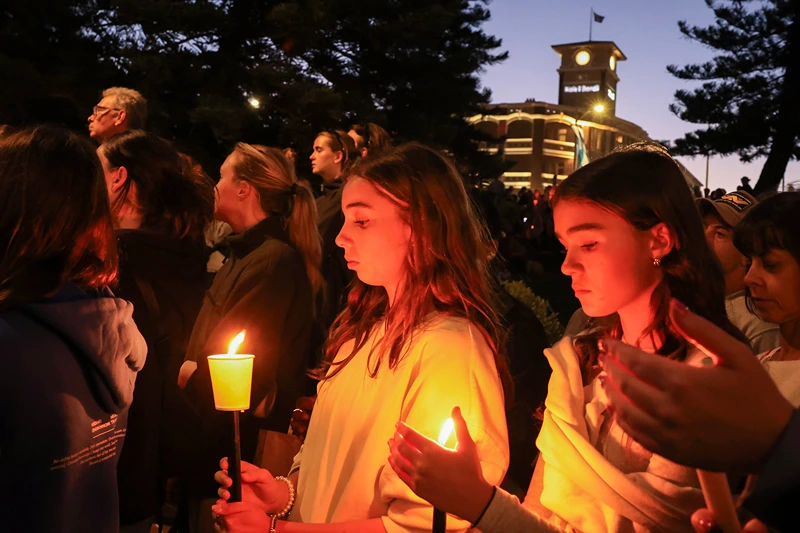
[88,87,148,142]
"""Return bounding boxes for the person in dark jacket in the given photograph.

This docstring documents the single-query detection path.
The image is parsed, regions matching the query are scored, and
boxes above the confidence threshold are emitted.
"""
[311,130,358,331]
[98,130,215,532]
[0,126,147,533]
[178,143,322,532]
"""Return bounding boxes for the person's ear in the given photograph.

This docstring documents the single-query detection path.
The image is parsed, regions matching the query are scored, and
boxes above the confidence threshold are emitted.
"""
[649,222,675,264]
[110,166,128,194]
[237,179,254,201]
[333,150,343,165]
[114,109,127,127]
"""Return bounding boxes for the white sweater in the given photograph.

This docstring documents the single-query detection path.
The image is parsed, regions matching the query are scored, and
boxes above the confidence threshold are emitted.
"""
[289,315,509,533]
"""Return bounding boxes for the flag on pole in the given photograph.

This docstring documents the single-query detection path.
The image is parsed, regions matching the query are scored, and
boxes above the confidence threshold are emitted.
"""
[571,125,590,169]
[593,12,605,23]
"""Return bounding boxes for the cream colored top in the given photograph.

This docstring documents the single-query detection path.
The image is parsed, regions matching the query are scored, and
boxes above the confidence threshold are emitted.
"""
[759,348,800,407]
[289,315,509,532]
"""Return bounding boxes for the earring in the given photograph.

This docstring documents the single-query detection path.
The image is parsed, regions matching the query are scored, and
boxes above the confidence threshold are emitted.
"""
[653,257,661,267]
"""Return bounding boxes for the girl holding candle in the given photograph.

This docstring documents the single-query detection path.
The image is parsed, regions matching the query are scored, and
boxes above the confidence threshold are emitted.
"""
[212,143,512,533]
[388,143,748,533]
[178,143,322,532]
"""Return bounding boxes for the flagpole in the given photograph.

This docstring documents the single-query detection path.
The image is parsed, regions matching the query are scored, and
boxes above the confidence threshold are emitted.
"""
[589,8,593,41]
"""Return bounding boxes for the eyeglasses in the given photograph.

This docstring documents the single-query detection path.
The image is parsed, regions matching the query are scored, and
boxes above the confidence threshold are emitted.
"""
[92,105,121,118]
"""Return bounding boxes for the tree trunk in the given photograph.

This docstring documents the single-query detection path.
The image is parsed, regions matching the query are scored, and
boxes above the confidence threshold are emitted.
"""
[755,10,800,195]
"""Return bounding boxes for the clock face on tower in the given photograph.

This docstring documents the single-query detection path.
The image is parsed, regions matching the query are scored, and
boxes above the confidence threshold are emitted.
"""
[575,50,591,66]
[609,55,616,70]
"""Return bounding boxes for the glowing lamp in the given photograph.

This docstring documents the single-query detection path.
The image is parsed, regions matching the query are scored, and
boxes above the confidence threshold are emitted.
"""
[248,97,261,109]
[208,331,254,411]
[593,103,605,113]
[207,330,253,503]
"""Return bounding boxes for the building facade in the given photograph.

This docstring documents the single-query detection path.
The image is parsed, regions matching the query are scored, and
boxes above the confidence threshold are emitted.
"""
[469,41,698,191]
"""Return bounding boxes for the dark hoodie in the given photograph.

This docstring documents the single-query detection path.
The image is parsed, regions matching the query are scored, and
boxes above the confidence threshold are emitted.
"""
[0,283,147,533]
[115,230,208,524]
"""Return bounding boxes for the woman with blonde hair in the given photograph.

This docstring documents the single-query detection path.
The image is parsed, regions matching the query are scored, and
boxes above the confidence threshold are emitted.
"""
[178,143,321,533]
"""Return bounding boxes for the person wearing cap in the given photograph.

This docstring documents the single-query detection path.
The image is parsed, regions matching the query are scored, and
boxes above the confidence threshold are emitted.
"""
[738,176,754,194]
[698,191,781,353]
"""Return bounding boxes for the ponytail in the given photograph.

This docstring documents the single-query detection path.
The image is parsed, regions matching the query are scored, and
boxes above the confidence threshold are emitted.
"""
[230,143,324,306]
[287,181,325,301]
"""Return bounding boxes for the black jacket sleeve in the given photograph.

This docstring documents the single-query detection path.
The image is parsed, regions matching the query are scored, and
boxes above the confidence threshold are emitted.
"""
[186,251,300,417]
[743,408,800,531]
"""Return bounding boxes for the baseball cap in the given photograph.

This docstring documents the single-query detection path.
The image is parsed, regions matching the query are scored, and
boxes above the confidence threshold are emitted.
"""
[697,191,758,228]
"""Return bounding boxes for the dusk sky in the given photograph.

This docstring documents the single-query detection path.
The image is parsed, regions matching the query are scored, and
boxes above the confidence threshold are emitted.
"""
[480,0,800,193]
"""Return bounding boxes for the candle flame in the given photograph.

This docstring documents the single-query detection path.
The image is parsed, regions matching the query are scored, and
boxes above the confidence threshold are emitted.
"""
[227,331,246,356]
[437,418,455,446]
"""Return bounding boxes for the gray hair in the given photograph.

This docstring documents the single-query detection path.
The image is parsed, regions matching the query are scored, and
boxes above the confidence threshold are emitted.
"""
[102,87,148,129]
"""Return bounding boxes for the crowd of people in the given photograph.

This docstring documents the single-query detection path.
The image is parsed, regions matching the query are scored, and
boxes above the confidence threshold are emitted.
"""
[0,85,798,533]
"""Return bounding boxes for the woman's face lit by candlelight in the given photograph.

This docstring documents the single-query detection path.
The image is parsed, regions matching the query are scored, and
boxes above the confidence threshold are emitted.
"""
[555,199,665,318]
[336,176,411,303]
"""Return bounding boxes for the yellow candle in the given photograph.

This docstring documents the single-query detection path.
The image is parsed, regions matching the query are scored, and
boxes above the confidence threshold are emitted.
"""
[208,331,254,411]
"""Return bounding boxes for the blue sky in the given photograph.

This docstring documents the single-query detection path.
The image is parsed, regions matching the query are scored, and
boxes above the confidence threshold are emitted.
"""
[479,0,799,192]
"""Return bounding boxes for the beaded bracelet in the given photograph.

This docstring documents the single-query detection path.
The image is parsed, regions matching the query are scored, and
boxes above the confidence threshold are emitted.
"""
[269,514,279,533]
[272,476,296,520]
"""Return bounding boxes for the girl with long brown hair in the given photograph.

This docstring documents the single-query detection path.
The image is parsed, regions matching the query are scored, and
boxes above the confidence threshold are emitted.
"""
[212,143,512,533]
[178,143,321,532]
[386,143,747,533]
[0,126,146,533]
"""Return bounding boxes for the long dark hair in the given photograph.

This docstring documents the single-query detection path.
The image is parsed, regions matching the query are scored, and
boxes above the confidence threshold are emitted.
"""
[321,143,514,404]
[734,192,800,314]
[100,130,214,242]
[553,143,745,380]
[350,123,392,156]
[0,126,117,312]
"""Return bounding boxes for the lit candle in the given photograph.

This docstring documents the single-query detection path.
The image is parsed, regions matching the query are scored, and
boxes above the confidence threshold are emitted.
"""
[208,330,253,503]
[696,471,742,533]
[433,418,455,533]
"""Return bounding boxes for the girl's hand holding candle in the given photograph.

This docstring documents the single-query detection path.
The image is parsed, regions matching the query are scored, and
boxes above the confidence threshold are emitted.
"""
[387,406,495,525]
[214,458,291,515]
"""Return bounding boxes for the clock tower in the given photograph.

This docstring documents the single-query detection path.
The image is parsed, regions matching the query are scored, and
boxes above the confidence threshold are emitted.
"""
[551,41,626,116]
